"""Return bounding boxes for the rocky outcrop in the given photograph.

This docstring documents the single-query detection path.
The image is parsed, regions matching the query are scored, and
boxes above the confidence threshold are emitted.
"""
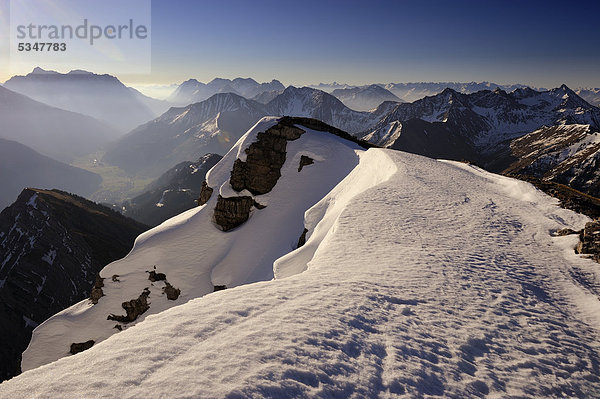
[69,340,94,355]
[147,267,181,300]
[230,123,305,195]
[218,117,374,234]
[107,288,151,323]
[198,181,214,205]
[89,275,105,305]
[297,228,308,248]
[163,283,181,300]
[213,195,254,231]
[213,285,227,292]
[576,220,600,262]
[553,228,580,237]
[298,156,314,172]
[148,268,166,282]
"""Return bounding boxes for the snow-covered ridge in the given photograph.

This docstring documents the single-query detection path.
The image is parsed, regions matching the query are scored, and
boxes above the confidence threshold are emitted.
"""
[4,148,600,397]
[21,116,366,371]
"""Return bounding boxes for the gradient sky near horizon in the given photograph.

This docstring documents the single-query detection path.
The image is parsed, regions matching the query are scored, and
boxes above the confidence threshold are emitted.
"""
[1,0,599,88]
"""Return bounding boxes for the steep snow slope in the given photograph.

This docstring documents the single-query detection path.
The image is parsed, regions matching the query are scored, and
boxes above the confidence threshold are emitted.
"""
[3,149,600,397]
[20,117,364,371]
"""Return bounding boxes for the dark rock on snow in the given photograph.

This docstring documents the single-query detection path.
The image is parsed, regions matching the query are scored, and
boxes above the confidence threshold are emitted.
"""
[297,228,309,248]
[213,195,254,232]
[89,274,105,305]
[69,340,95,355]
[198,181,214,206]
[107,288,151,323]
[576,220,600,262]
[298,155,314,172]
[163,283,181,300]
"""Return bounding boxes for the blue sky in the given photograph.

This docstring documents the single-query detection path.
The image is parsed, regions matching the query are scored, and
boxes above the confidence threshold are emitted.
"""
[1,0,599,88]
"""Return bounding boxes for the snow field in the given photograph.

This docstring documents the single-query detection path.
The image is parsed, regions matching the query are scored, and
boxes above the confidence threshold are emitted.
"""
[3,147,600,397]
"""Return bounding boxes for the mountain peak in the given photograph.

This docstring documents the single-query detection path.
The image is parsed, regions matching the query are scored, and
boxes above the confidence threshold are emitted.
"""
[440,87,459,95]
[557,84,577,96]
[30,67,58,75]
[68,69,95,75]
[232,77,259,85]
[208,77,231,85]
[182,78,201,85]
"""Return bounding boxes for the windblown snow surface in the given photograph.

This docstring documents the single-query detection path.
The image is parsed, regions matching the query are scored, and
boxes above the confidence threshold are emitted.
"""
[3,125,600,397]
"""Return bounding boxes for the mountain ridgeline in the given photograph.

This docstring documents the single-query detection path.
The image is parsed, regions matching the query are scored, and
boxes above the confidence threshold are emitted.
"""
[168,77,285,105]
[3,115,600,397]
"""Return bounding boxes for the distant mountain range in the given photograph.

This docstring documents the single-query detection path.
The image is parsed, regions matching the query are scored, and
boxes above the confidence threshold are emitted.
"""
[101,83,600,200]
[381,82,535,103]
[331,84,402,111]
[0,188,148,382]
[168,77,285,105]
[366,85,600,150]
[0,138,102,210]
[266,86,382,133]
[4,68,167,131]
[0,85,119,163]
[102,86,389,178]
[575,88,600,107]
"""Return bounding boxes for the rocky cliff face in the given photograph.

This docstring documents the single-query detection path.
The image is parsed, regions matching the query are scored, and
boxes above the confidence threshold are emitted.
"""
[0,189,148,381]
[497,125,600,198]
